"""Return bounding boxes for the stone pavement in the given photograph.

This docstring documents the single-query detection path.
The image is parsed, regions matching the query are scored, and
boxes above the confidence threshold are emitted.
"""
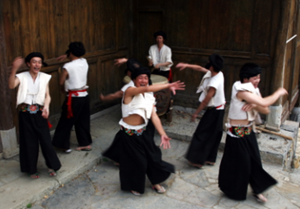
[0,105,300,209]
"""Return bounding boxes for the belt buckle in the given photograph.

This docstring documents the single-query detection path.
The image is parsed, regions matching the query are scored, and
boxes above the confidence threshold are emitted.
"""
[28,104,39,114]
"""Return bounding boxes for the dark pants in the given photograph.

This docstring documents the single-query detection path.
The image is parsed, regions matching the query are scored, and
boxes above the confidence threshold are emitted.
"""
[52,95,92,149]
[119,126,175,194]
[103,119,156,163]
[186,108,224,165]
[19,111,61,174]
[218,132,277,200]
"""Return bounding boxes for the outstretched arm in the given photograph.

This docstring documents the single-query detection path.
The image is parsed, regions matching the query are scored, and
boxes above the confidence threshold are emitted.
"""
[176,63,209,73]
[237,88,288,108]
[100,90,123,102]
[151,108,171,149]
[114,58,128,67]
[125,80,185,98]
[8,57,23,89]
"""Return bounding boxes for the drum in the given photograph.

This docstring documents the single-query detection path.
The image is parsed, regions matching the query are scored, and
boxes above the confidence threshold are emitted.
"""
[123,74,172,120]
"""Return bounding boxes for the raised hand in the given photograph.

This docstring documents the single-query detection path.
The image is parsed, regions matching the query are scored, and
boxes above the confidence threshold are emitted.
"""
[114,58,128,67]
[276,88,288,97]
[169,80,185,93]
[176,63,188,71]
[56,54,67,62]
[12,57,24,71]
[160,135,171,149]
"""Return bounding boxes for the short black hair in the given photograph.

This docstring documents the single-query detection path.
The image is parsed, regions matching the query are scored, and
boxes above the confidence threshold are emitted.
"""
[239,63,262,82]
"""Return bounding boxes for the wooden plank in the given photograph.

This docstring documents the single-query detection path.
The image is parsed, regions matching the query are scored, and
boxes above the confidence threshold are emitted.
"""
[271,0,291,106]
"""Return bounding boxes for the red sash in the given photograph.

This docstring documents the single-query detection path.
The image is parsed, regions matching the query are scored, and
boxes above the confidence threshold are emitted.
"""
[67,89,87,118]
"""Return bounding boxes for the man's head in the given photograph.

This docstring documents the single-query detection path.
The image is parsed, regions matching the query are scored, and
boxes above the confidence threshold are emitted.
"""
[65,42,86,58]
[239,63,262,88]
[205,54,224,73]
[131,67,151,87]
[125,58,141,77]
[25,52,48,74]
[153,31,166,45]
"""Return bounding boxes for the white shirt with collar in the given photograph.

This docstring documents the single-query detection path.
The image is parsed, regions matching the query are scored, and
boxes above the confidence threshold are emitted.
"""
[148,44,173,71]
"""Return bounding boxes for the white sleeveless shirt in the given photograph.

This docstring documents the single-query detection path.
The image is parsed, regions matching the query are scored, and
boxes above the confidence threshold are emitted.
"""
[119,85,155,130]
[228,81,259,121]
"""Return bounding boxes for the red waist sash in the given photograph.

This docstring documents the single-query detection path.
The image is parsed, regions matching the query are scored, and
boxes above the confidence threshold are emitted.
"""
[67,89,87,118]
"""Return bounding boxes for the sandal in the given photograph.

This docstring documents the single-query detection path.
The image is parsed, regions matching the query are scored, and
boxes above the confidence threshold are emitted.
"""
[205,161,215,166]
[29,173,40,179]
[131,190,141,196]
[253,193,268,203]
[188,161,202,169]
[63,149,72,154]
[75,146,92,151]
[152,185,166,194]
[48,169,57,177]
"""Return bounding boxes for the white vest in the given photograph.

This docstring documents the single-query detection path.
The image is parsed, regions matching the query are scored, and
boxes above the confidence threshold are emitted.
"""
[228,81,258,121]
[119,86,155,130]
[16,72,51,107]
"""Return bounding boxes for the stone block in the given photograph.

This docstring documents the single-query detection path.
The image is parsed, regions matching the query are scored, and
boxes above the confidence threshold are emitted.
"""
[266,105,282,131]
[0,127,19,159]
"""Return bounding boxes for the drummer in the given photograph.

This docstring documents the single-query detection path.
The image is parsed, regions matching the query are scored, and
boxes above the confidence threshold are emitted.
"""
[147,31,173,82]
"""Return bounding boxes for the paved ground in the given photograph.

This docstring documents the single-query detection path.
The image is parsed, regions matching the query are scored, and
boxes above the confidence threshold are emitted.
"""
[1,105,300,209]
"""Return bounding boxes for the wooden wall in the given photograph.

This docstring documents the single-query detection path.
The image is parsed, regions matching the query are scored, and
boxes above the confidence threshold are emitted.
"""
[2,0,132,129]
[132,0,281,108]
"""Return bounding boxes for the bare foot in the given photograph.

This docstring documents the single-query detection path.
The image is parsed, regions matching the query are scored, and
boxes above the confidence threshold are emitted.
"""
[188,161,202,169]
[253,193,268,203]
[29,173,40,179]
[152,184,166,193]
[75,145,92,151]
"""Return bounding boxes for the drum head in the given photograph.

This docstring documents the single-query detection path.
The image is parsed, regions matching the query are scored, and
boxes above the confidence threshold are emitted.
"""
[123,74,168,84]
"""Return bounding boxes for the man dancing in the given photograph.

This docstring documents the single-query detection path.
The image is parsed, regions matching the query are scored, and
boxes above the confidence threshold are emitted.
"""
[8,53,61,178]
[176,54,225,168]
[52,42,92,153]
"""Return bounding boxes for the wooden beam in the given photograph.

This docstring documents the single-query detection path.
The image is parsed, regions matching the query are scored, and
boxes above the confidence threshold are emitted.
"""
[0,0,14,131]
[271,0,291,106]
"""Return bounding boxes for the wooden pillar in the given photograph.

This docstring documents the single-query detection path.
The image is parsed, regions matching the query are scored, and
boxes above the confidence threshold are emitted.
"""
[0,1,19,158]
[266,0,291,131]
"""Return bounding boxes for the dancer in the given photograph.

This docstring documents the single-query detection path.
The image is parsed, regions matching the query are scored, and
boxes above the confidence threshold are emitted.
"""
[218,63,287,202]
[102,58,180,164]
[52,42,92,153]
[176,54,225,168]
[148,31,173,81]
[8,53,61,178]
[101,58,143,163]
[118,67,184,195]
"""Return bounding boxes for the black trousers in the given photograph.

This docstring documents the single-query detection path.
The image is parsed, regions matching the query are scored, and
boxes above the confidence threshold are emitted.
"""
[103,119,156,163]
[19,111,61,174]
[186,108,224,165]
[52,95,92,149]
[218,132,277,200]
[119,127,175,194]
